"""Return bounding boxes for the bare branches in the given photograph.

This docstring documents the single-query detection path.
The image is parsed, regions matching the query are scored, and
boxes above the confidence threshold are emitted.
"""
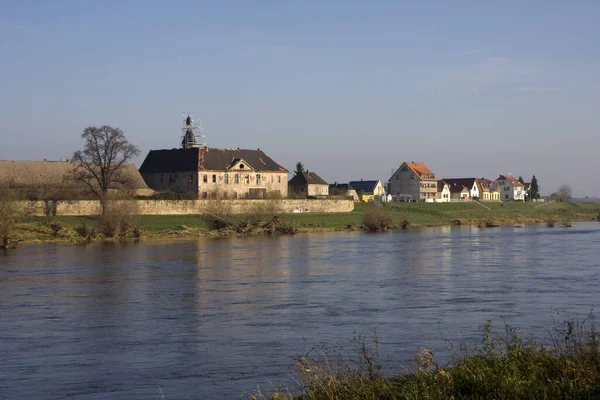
[68,125,139,212]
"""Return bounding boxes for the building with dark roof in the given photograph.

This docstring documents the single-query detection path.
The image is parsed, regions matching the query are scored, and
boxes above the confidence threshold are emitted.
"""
[348,180,386,202]
[442,178,479,200]
[329,183,359,201]
[139,147,288,199]
[288,171,329,198]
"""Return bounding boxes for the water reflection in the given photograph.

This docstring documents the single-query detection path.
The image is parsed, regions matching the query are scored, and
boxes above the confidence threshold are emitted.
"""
[1,224,599,399]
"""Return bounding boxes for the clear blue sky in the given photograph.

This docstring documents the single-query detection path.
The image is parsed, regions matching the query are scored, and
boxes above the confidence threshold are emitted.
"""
[1,1,599,196]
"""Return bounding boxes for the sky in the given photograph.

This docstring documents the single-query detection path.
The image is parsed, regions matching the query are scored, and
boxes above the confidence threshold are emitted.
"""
[1,1,599,196]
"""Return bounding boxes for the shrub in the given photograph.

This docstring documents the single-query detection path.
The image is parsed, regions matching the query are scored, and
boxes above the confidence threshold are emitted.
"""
[0,187,32,249]
[204,200,296,235]
[49,221,63,236]
[363,207,392,232]
[96,200,138,239]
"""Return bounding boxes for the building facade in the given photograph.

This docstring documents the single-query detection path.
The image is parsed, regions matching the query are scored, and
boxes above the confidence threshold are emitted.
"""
[495,174,525,201]
[389,161,438,202]
[443,178,480,200]
[139,147,288,199]
[476,178,500,202]
[436,180,451,202]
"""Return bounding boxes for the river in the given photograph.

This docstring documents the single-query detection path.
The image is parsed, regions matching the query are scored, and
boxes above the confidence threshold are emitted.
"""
[1,223,599,399]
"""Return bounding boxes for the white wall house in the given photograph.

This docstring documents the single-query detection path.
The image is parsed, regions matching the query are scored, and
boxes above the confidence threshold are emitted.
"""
[442,178,480,200]
[495,174,525,201]
[436,180,451,202]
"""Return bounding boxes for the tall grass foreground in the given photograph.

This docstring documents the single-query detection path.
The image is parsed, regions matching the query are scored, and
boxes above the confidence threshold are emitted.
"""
[249,315,600,399]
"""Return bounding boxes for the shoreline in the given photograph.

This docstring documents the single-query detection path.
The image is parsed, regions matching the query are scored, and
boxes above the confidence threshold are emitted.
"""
[11,214,600,247]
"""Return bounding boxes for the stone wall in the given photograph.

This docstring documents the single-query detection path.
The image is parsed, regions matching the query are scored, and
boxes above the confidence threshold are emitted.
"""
[27,199,354,216]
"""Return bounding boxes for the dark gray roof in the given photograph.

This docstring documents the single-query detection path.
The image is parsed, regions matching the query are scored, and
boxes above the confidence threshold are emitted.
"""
[442,178,477,194]
[139,147,288,174]
[329,183,354,191]
[288,171,328,186]
[348,180,380,194]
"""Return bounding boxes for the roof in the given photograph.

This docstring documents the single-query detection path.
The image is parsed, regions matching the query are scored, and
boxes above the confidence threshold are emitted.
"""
[442,178,477,194]
[139,147,288,174]
[0,160,148,190]
[497,174,524,187]
[348,180,381,194]
[476,178,497,192]
[437,179,448,192]
[288,171,328,186]
[396,161,437,181]
[329,183,356,191]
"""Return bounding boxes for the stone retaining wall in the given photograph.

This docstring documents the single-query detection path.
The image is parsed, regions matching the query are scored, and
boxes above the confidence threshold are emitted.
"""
[27,199,354,216]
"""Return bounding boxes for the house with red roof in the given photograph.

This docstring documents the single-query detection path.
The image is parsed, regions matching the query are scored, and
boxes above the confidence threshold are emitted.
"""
[495,174,525,201]
[389,161,438,202]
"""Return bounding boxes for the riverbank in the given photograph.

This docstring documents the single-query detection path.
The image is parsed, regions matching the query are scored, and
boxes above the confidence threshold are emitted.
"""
[11,201,600,245]
[250,318,600,399]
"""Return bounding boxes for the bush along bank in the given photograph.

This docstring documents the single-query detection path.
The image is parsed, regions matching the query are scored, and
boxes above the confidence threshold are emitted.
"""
[249,316,600,400]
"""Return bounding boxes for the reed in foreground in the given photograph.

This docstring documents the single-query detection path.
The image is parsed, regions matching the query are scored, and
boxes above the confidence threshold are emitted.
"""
[250,316,600,399]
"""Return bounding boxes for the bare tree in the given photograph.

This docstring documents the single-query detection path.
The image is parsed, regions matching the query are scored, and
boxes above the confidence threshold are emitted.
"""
[69,126,139,213]
[555,184,572,202]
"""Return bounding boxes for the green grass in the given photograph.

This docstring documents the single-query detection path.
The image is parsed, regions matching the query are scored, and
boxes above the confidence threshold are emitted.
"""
[15,202,600,243]
[250,317,600,400]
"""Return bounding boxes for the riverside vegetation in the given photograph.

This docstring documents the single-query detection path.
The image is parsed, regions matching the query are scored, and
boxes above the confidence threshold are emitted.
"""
[249,315,600,399]
[4,200,600,246]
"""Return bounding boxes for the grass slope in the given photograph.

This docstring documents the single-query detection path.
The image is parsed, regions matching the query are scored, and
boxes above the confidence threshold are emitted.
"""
[14,202,600,244]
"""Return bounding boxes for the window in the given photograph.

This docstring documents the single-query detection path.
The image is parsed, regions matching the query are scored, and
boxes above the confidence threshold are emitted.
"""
[203,174,207,183]
[234,174,239,184]
[256,174,261,184]
[239,163,244,169]
[169,174,176,183]
[278,176,281,183]
[395,175,399,180]
[244,175,249,184]
[224,174,229,184]
[271,176,273,183]
[505,194,509,199]
[160,174,164,182]
[212,174,216,183]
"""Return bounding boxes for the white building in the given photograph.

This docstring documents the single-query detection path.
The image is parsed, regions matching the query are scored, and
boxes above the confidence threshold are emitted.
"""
[495,174,525,201]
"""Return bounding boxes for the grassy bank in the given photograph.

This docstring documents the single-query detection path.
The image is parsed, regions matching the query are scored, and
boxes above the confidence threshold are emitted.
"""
[250,317,600,399]
[12,201,600,244]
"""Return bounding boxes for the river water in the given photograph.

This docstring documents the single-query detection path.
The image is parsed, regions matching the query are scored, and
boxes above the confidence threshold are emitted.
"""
[1,224,599,399]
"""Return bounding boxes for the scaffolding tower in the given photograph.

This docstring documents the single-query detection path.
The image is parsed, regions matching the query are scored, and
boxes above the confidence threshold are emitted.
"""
[181,113,206,149]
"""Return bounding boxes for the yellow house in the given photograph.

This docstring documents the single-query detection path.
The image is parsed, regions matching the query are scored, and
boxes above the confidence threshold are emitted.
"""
[476,178,500,202]
[348,180,386,202]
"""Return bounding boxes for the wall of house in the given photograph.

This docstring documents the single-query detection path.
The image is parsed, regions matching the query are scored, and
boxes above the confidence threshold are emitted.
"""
[436,186,450,202]
[197,171,288,199]
[389,168,421,201]
[373,181,386,196]
[496,180,524,201]
[26,199,353,216]
[142,171,199,196]
[142,171,288,199]
[307,184,329,197]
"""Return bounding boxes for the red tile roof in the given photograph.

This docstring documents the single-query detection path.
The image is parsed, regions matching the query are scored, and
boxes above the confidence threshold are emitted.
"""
[497,174,524,187]
[404,161,437,181]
